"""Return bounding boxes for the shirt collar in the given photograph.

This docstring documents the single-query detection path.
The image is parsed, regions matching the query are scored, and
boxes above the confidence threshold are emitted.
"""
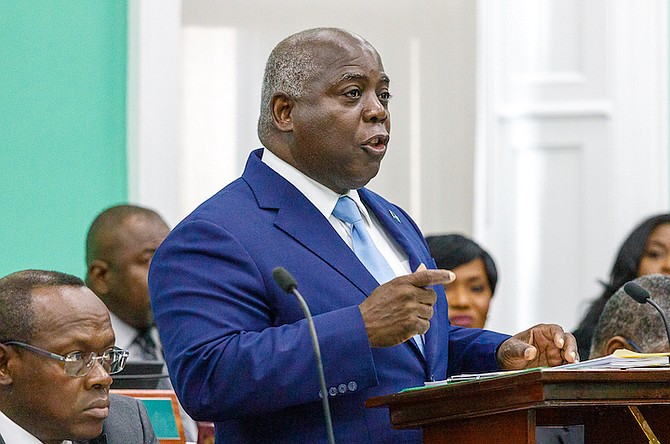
[108,312,136,350]
[0,409,67,444]
[261,148,372,224]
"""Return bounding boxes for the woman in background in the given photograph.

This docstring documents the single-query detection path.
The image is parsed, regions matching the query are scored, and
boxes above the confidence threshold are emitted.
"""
[573,213,670,359]
[426,234,498,329]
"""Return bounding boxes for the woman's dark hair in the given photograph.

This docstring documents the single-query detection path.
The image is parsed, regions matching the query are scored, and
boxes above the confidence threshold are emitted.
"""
[573,213,670,357]
[426,234,498,294]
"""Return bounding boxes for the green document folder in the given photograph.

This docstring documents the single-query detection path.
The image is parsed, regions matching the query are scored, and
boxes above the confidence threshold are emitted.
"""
[141,398,180,439]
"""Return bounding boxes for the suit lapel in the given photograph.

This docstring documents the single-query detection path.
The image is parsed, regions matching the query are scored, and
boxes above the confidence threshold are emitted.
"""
[274,202,380,298]
[244,150,380,299]
[244,150,433,371]
[359,189,426,271]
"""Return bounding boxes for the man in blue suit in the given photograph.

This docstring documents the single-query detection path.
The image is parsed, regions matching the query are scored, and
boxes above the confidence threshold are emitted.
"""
[149,27,578,443]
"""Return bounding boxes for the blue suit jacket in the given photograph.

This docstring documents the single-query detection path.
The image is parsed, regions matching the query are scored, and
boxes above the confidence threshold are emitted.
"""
[149,149,509,443]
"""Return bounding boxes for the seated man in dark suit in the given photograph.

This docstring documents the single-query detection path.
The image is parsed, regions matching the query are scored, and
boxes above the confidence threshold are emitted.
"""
[0,270,158,444]
[85,204,198,441]
[85,204,170,364]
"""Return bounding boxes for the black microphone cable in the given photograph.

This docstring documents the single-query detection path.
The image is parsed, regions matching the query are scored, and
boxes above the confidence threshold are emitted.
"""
[273,267,335,444]
[624,281,670,348]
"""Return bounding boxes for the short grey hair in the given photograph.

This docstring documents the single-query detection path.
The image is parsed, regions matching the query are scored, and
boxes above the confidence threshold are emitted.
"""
[257,28,353,144]
[590,274,670,357]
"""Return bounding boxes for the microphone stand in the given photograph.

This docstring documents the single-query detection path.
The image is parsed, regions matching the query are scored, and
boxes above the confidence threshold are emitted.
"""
[273,267,335,444]
[645,297,670,348]
[624,281,670,348]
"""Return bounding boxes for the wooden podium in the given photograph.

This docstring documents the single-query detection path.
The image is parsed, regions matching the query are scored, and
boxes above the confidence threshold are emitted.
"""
[366,368,670,443]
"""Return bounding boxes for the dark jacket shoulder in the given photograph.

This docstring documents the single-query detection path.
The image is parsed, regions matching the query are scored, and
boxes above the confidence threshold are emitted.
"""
[73,394,158,444]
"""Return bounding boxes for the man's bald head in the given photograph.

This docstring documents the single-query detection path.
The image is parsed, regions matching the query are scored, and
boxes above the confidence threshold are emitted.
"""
[257,27,375,146]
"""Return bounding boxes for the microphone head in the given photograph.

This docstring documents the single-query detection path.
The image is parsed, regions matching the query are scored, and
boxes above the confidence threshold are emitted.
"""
[624,281,651,304]
[272,267,298,293]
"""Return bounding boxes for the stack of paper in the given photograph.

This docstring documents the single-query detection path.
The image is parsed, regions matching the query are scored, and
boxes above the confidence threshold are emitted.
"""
[419,349,670,389]
[548,349,670,370]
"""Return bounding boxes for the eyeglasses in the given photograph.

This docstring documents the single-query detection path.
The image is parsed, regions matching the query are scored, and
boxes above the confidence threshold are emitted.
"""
[2,341,129,377]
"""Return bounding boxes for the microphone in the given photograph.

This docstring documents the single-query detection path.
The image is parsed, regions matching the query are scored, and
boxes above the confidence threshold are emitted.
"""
[623,281,670,348]
[272,267,335,444]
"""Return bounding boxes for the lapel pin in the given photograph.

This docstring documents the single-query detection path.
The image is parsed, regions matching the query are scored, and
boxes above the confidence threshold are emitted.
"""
[389,210,401,224]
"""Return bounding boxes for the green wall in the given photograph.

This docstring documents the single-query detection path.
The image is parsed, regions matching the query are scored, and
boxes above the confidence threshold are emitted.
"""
[0,2,128,278]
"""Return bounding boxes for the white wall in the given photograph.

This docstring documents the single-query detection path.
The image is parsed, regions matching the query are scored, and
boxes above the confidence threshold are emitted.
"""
[477,0,668,334]
[130,0,479,233]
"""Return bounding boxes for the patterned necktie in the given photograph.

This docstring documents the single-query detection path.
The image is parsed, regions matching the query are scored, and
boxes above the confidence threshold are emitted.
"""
[332,196,396,284]
[133,328,159,361]
[332,196,425,355]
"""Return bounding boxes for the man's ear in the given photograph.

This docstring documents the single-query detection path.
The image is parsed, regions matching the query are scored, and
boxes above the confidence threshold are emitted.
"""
[87,259,110,296]
[605,335,631,356]
[271,92,295,132]
[0,345,14,385]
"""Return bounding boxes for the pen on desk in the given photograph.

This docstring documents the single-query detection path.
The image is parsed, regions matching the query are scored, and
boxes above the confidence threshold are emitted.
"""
[447,371,514,382]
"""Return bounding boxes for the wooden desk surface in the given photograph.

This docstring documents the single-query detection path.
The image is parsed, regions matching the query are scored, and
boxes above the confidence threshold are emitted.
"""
[366,368,670,429]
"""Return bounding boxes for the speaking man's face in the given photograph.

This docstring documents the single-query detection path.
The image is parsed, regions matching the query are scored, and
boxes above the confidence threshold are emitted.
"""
[288,33,392,194]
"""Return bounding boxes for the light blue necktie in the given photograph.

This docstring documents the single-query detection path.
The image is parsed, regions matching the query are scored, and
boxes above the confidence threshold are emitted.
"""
[332,196,396,284]
[333,196,425,355]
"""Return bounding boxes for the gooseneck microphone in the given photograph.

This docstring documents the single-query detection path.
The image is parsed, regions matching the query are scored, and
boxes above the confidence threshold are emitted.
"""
[623,281,670,348]
[272,267,335,444]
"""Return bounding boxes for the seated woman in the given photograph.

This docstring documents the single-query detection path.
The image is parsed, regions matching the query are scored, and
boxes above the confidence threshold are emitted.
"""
[573,213,670,358]
[426,234,498,329]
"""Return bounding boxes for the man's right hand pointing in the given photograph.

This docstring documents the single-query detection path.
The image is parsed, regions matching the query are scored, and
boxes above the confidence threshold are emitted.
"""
[359,264,455,347]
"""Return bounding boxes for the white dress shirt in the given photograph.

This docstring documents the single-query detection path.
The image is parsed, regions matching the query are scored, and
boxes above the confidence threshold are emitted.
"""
[108,312,163,363]
[0,410,71,444]
[262,148,411,277]
[106,312,198,443]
